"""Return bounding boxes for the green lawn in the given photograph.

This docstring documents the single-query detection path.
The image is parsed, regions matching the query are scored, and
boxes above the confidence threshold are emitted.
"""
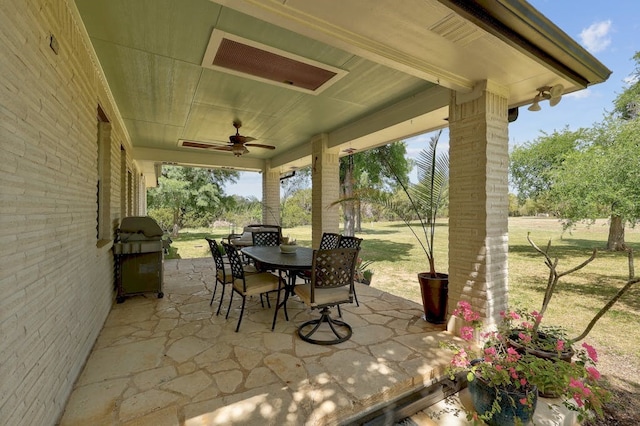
[167,217,640,376]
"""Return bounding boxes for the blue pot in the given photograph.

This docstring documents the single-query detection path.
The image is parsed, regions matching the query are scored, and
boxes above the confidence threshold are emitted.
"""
[468,375,538,425]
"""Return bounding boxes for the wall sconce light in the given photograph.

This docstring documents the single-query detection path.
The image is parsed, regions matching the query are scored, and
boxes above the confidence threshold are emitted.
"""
[527,84,564,111]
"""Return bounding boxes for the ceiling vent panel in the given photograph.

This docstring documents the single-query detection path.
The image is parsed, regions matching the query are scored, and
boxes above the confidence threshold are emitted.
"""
[429,14,482,46]
[202,30,348,94]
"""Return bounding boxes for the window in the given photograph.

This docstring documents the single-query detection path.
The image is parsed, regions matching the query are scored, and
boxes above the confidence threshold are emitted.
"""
[97,106,111,242]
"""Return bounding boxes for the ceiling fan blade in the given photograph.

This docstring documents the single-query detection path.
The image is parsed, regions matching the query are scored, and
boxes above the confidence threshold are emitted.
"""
[209,145,233,151]
[181,140,230,149]
[245,143,276,150]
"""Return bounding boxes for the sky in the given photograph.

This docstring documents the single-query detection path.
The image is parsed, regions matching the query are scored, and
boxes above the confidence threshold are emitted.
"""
[225,1,640,198]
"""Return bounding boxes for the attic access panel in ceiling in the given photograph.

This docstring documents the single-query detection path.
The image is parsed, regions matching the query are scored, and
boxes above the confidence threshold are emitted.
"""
[202,30,348,94]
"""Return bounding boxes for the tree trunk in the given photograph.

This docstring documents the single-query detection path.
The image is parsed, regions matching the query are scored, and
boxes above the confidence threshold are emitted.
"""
[607,214,626,251]
[355,200,362,232]
[343,156,355,236]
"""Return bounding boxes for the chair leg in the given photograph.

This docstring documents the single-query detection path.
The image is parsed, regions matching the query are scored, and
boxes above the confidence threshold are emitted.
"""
[297,307,352,345]
[353,287,360,307]
[226,291,234,319]
[216,285,226,316]
[210,282,218,306]
[337,305,342,317]
[235,297,247,332]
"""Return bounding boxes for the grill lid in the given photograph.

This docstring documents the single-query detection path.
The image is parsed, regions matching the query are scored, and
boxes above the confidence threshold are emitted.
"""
[119,216,164,238]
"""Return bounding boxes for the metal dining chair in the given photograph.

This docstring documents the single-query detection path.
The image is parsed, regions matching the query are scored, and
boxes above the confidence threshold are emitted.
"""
[297,232,341,284]
[222,242,283,332]
[252,230,280,247]
[206,238,259,315]
[319,232,341,250]
[294,247,360,344]
[338,235,363,306]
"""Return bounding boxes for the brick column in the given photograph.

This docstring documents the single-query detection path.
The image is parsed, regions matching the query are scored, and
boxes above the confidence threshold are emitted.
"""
[447,80,510,331]
[262,160,281,226]
[311,134,340,248]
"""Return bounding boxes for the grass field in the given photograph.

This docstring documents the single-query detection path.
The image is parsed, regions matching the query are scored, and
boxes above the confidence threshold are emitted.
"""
[167,217,640,416]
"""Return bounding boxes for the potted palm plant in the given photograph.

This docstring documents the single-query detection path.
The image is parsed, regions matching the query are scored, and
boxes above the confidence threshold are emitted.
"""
[334,130,449,322]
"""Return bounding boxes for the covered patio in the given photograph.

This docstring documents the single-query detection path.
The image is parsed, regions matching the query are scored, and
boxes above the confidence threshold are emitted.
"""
[0,1,610,425]
[59,258,452,425]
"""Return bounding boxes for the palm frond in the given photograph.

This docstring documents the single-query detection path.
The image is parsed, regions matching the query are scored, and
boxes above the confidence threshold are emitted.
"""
[332,130,448,276]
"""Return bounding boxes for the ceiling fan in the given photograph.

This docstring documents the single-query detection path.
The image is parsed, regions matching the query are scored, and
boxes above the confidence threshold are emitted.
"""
[208,121,276,157]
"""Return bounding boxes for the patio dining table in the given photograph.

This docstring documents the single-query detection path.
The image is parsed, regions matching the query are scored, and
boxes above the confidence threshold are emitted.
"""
[241,245,314,330]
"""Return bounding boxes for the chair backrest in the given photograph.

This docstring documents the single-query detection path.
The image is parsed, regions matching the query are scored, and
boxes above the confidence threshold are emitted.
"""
[337,235,362,249]
[222,242,245,283]
[206,238,225,268]
[310,248,359,304]
[252,230,280,246]
[319,232,341,250]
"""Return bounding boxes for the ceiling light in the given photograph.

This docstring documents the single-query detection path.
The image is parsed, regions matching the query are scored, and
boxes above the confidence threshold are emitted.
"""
[527,95,542,112]
[528,84,564,111]
[231,145,247,156]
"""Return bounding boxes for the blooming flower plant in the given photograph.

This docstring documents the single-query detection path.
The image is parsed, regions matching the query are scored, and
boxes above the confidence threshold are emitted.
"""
[444,301,609,423]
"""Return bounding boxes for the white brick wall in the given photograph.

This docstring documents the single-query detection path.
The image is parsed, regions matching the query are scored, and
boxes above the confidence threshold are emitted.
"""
[0,1,140,424]
[262,161,281,226]
[311,135,340,248]
[447,82,510,329]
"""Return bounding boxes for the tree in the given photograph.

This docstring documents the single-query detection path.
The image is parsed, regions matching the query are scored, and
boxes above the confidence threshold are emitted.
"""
[509,127,587,208]
[613,51,640,120]
[281,188,312,227]
[551,118,640,250]
[510,52,640,250]
[339,142,411,235]
[147,165,238,231]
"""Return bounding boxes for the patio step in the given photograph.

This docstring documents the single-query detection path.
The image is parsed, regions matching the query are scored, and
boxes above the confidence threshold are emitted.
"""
[344,375,466,425]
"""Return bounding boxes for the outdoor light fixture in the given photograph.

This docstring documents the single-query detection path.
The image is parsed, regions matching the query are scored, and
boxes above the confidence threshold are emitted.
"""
[231,144,247,156]
[527,84,564,111]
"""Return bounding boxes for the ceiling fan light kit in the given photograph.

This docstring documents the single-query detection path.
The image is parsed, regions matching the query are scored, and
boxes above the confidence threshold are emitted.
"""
[182,121,276,157]
[527,84,564,111]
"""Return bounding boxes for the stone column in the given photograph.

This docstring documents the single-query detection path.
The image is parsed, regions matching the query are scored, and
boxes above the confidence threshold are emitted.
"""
[311,134,340,248]
[447,80,510,330]
[262,160,281,226]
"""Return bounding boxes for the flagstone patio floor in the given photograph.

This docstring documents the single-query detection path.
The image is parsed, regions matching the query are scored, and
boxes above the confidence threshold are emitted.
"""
[58,258,457,426]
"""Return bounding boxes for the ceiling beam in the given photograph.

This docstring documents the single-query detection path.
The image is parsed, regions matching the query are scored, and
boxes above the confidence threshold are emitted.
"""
[134,147,265,171]
[214,0,474,92]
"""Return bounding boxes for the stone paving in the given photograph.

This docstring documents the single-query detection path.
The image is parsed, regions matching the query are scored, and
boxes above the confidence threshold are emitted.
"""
[59,258,454,426]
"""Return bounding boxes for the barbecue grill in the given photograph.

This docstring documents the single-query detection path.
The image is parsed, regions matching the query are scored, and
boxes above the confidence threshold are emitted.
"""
[113,216,169,303]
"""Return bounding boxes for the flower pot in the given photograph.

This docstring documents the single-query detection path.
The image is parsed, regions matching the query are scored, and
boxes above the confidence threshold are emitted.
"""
[417,273,448,324]
[507,331,575,398]
[507,331,574,362]
[468,374,538,426]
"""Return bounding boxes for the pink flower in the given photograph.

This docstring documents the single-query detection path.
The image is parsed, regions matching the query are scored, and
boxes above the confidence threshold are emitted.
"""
[556,339,565,352]
[582,343,598,362]
[520,378,527,386]
[495,364,503,371]
[509,367,518,379]
[451,349,468,368]
[531,310,543,323]
[569,378,592,399]
[508,311,521,320]
[518,332,532,344]
[460,326,474,341]
[521,321,534,330]
[484,347,496,363]
[506,347,521,362]
[573,394,585,407]
[586,367,601,380]
[519,397,528,405]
